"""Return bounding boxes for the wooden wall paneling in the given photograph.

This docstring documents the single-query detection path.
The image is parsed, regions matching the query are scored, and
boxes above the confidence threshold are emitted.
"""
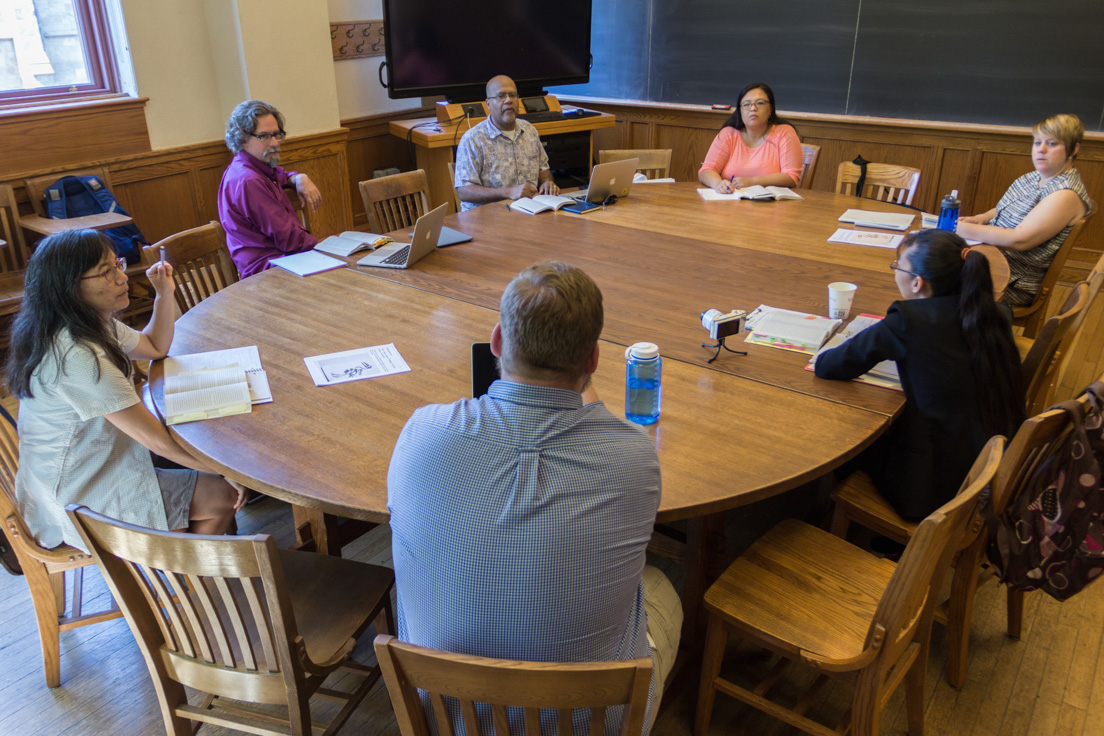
[196,165,227,224]
[592,122,627,163]
[628,121,652,150]
[0,98,151,179]
[113,172,201,244]
[655,125,716,183]
[344,115,415,228]
[935,148,982,215]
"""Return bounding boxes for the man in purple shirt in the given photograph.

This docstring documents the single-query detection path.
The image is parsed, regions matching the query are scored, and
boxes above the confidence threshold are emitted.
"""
[217,100,322,277]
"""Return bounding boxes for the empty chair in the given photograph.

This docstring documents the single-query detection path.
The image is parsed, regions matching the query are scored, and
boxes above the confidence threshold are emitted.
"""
[1019,281,1090,415]
[68,505,395,736]
[375,635,652,736]
[799,143,820,188]
[695,436,1002,735]
[1011,218,1087,339]
[599,149,672,180]
[0,183,32,273]
[836,161,921,206]
[0,411,122,688]
[359,169,430,233]
[142,221,239,314]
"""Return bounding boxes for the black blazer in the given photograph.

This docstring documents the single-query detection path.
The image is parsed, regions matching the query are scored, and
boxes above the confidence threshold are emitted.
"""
[815,296,991,519]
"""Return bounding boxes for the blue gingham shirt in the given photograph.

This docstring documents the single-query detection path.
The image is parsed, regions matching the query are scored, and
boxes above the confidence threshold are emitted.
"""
[453,118,549,211]
[388,380,661,733]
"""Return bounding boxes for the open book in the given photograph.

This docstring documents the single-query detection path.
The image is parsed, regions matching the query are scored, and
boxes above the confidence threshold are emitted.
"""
[269,250,345,277]
[743,305,842,355]
[314,231,393,257]
[697,186,803,202]
[164,346,272,405]
[508,195,577,215]
[163,365,252,425]
[806,314,902,391]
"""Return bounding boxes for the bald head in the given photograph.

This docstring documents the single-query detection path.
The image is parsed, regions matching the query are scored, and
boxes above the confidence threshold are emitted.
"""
[485,75,519,130]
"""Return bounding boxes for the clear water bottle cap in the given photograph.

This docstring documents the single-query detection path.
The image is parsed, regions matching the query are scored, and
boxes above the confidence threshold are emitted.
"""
[625,342,659,360]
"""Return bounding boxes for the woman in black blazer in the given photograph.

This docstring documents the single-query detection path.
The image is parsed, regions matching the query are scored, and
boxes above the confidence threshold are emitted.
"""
[815,230,1025,519]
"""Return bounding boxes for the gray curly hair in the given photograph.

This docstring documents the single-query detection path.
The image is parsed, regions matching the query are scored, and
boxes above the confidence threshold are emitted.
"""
[224,100,285,153]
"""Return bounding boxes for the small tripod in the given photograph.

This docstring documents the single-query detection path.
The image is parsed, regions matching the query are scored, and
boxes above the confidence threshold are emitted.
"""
[701,336,747,364]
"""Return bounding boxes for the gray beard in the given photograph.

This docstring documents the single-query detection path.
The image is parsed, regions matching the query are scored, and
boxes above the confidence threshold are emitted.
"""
[265,152,280,167]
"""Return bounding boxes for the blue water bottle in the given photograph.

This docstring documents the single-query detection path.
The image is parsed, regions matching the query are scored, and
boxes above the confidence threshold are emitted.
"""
[625,342,661,425]
[938,189,960,231]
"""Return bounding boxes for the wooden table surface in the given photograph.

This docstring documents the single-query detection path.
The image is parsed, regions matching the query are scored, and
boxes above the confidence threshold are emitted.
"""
[151,268,888,526]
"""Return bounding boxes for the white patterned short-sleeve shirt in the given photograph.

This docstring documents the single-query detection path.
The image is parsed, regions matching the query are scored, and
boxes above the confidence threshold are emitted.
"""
[990,168,1094,306]
[453,118,550,211]
[15,321,182,550]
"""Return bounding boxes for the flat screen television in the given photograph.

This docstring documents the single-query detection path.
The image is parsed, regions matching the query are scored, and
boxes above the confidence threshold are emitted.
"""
[382,0,592,102]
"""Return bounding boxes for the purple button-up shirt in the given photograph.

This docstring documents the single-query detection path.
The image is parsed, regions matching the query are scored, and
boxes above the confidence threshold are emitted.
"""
[217,151,318,277]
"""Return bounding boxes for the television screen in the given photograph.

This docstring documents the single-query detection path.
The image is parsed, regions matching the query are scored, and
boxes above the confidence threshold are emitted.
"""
[383,0,592,101]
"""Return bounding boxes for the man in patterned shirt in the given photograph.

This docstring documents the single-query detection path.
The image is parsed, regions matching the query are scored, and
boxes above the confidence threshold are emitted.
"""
[388,262,681,731]
[452,75,560,211]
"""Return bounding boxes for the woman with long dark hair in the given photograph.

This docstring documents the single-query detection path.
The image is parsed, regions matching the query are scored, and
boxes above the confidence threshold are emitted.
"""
[815,229,1025,519]
[6,230,245,550]
[698,82,804,193]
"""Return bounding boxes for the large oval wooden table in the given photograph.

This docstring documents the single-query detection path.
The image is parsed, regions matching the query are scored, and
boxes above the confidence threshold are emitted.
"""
[150,183,1001,643]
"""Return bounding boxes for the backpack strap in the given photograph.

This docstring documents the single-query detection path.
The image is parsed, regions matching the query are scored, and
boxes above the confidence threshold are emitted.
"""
[43,179,69,220]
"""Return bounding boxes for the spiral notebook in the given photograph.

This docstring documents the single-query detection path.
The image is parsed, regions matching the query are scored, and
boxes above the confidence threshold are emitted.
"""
[163,346,272,405]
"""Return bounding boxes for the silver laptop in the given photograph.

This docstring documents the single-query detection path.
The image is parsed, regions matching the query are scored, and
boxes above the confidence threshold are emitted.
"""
[357,203,448,269]
[572,157,639,204]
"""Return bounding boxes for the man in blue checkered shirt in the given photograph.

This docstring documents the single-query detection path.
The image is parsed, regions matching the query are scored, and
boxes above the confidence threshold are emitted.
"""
[388,262,682,733]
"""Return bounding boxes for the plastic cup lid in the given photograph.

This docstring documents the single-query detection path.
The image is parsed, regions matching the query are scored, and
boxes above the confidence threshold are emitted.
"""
[626,342,660,359]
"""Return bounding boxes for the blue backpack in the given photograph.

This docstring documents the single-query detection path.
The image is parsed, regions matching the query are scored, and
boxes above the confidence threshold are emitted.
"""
[44,176,147,264]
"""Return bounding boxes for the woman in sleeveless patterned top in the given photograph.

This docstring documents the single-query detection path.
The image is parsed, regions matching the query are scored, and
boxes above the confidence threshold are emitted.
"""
[956,114,1095,307]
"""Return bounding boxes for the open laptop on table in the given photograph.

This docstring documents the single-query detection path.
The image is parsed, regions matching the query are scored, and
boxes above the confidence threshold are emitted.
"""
[357,202,448,269]
[569,157,639,206]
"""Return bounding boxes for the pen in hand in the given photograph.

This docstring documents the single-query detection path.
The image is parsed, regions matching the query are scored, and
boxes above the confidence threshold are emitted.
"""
[159,246,166,266]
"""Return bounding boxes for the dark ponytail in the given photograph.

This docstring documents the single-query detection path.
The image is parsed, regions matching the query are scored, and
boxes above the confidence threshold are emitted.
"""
[902,230,1026,437]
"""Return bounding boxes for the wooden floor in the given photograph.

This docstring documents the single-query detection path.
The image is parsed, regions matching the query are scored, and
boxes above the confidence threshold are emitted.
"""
[3,487,1103,736]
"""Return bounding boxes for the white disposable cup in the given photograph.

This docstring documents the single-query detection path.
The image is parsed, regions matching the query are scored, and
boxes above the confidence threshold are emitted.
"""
[828,282,858,320]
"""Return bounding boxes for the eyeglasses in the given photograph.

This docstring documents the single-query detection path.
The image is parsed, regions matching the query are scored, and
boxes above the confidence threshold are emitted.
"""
[889,258,921,277]
[250,130,286,142]
[81,257,127,283]
[741,100,770,110]
[490,92,518,101]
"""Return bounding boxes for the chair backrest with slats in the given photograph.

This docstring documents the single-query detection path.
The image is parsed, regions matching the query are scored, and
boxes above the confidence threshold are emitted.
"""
[24,167,114,218]
[598,149,672,180]
[1054,250,1104,397]
[1021,281,1089,414]
[67,506,303,706]
[863,436,1002,674]
[446,161,463,212]
[799,144,821,188]
[0,184,32,273]
[360,170,430,233]
[0,413,30,552]
[374,636,652,736]
[144,221,239,314]
[835,162,921,206]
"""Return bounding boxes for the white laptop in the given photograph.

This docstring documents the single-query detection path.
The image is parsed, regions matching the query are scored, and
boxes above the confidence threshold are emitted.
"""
[571,157,639,204]
[357,203,448,269]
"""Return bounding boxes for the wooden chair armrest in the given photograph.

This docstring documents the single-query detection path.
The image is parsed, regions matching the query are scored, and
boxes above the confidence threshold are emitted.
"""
[4,516,91,565]
[1012,300,1044,319]
[799,624,885,673]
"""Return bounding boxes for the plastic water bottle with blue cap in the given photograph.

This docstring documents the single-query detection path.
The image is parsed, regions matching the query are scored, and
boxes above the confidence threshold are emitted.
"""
[625,342,661,425]
[938,189,960,231]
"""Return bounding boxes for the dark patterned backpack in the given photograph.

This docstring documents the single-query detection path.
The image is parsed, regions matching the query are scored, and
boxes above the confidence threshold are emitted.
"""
[987,382,1104,601]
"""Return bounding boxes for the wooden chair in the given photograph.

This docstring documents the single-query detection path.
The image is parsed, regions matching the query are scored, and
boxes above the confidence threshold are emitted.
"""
[799,143,821,188]
[374,635,652,736]
[0,183,32,273]
[599,149,672,179]
[142,221,239,314]
[0,413,122,688]
[1012,218,1087,339]
[446,161,463,212]
[1020,281,1090,415]
[695,436,1003,736]
[283,185,313,234]
[67,505,395,736]
[828,367,1102,689]
[835,162,921,206]
[1052,250,1104,401]
[359,169,430,233]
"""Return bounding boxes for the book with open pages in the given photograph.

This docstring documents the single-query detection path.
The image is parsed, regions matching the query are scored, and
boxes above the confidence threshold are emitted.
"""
[508,195,578,215]
[743,305,842,355]
[697,186,803,202]
[163,365,252,425]
[314,231,393,257]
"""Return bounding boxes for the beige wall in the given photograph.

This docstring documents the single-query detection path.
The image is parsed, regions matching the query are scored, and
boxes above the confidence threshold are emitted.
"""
[119,0,349,150]
[327,0,423,120]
